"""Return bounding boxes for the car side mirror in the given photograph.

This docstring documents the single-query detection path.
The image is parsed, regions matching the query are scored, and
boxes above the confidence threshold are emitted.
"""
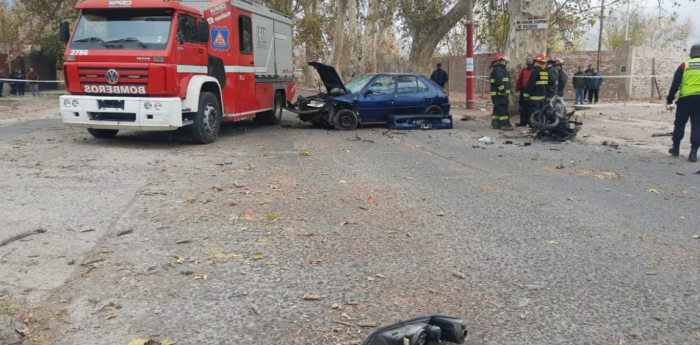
[363,90,373,98]
[197,21,209,43]
[60,22,71,43]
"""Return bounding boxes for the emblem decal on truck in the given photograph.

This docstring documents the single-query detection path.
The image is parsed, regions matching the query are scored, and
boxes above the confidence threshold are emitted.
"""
[108,1,132,7]
[105,69,120,85]
[211,27,230,52]
[83,85,146,94]
[209,3,227,14]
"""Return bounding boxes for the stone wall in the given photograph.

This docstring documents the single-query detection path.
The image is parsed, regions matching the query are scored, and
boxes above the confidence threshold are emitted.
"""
[433,46,688,100]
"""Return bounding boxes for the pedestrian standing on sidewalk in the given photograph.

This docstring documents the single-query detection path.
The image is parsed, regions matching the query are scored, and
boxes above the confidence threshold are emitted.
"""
[572,67,586,104]
[0,69,5,97]
[666,44,700,162]
[554,58,568,98]
[586,68,603,104]
[14,69,26,96]
[27,68,40,97]
[430,63,449,89]
[583,64,593,100]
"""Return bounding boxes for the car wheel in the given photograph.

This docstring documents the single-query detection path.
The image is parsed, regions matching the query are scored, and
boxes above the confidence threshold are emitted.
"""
[254,91,284,125]
[425,105,443,115]
[333,109,358,131]
[87,128,119,139]
[189,92,221,144]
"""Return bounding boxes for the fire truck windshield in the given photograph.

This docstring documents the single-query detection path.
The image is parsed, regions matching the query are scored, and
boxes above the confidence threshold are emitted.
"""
[70,9,173,50]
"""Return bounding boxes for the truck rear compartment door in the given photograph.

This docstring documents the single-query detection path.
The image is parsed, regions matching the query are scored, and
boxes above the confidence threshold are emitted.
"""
[236,13,257,117]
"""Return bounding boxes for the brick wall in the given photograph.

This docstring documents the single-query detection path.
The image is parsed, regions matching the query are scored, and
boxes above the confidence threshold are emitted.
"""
[631,47,687,99]
[433,47,688,100]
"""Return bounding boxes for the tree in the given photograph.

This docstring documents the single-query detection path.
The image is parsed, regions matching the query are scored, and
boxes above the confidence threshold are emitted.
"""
[504,0,554,115]
[359,0,396,73]
[603,9,693,50]
[399,0,473,75]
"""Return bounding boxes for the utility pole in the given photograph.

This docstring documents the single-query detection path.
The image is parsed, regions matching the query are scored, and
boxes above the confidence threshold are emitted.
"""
[465,0,474,110]
[597,0,605,71]
[624,0,630,40]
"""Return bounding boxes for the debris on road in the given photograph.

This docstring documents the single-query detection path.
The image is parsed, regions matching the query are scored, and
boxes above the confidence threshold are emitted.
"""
[335,320,354,327]
[645,271,657,275]
[347,301,360,305]
[461,115,476,121]
[504,140,513,145]
[437,211,445,216]
[556,165,565,169]
[82,258,104,266]
[452,271,466,279]
[303,294,322,300]
[127,339,174,345]
[0,228,47,248]
[646,189,659,194]
[175,239,191,245]
[478,136,492,143]
[300,147,311,156]
[67,258,75,265]
[309,259,322,264]
[692,235,699,239]
[80,229,96,233]
[358,321,377,328]
[651,132,673,137]
[252,306,262,316]
[331,303,340,309]
[117,228,133,236]
[194,274,208,280]
[547,240,558,245]
[253,252,264,260]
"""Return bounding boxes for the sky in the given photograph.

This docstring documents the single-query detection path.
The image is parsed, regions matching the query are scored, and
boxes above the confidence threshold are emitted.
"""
[584,0,700,50]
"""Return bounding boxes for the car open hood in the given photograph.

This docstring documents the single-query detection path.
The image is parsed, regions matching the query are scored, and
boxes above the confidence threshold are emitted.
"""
[308,62,345,93]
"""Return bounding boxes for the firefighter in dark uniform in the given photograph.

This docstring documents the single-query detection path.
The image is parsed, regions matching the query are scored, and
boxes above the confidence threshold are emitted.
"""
[523,54,548,123]
[489,53,513,131]
[666,44,700,162]
[544,55,558,102]
[555,58,568,97]
[516,55,534,126]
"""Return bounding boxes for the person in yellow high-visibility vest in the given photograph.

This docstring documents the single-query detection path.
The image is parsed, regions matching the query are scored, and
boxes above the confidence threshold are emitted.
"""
[666,44,700,162]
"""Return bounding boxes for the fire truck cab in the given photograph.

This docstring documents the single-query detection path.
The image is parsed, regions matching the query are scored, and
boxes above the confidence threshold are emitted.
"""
[59,0,295,144]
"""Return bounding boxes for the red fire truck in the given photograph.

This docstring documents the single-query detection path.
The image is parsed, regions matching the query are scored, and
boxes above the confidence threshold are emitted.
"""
[59,0,295,144]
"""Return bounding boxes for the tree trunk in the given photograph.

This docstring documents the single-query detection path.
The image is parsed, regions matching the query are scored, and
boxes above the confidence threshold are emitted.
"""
[504,0,554,115]
[347,0,359,78]
[407,0,472,76]
[330,0,347,68]
[360,0,382,73]
[302,0,319,87]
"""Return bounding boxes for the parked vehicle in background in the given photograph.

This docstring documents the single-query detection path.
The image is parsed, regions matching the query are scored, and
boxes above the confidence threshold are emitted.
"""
[287,62,450,130]
[59,0,295,144]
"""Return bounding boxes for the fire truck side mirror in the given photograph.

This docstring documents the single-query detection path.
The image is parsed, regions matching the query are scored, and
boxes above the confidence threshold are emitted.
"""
[197,21,209,43]
[60,22,71,43]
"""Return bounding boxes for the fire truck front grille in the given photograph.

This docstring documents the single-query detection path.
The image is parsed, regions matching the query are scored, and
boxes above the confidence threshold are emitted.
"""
[78,68,149,84]
[88,112,137,122]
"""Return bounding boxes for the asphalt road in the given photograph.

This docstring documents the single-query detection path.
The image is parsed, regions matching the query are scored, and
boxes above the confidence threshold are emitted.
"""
[0,110,699,345]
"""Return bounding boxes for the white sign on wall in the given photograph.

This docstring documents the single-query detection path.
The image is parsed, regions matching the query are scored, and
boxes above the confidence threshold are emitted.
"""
[466,58,474,72]
[516,19,549,30]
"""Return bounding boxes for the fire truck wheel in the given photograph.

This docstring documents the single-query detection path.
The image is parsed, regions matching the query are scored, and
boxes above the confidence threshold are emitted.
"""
[87,128,119,139]
[425,105,443,115]
[333,109,358,131]
[189,92,221,144]
[254,91,284,125]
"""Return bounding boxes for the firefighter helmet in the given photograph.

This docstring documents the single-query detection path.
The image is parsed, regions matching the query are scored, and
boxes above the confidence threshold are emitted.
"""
[525,55,534,64]
[545,55,555,63]
[554,58,564,65]
[494,53,507,62]
[534,54,546,63]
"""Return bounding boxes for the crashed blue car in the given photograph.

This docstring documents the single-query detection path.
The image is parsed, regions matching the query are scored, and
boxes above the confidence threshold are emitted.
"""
[287,62,451,130]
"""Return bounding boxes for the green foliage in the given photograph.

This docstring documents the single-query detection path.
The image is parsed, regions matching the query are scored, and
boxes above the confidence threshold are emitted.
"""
[38,29,66,70]
[604,9,693,50]
[296,13,325,51]
[398,0,451,37]
[474,0,509,52]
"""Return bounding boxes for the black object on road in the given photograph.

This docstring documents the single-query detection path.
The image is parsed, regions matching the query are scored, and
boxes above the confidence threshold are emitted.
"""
[387,115,453,130]
[651,132,673,137]
[361,315,467,345]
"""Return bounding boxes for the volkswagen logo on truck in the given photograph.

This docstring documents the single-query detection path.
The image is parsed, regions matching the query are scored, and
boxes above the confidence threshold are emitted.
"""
[105,69,120,85]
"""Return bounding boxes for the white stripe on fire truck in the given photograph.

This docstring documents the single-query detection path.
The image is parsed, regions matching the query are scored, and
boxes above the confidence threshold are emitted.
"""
[176,65,208,73]
[223,108,273,118]
[175,65,270,74]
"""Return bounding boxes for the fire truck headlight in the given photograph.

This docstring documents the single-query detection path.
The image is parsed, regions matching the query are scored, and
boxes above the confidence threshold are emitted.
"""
[64,99,71,107]
[154,102,162,111]
[144,102,153,110]
[71,100,79,107]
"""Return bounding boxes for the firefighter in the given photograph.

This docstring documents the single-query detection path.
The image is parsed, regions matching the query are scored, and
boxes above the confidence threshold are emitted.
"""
[516,55,534,126]
[555,58,567,98]
[544,55,558,102]
[666,44,700,162]
[523,54,548,124]
[489,53,513,131]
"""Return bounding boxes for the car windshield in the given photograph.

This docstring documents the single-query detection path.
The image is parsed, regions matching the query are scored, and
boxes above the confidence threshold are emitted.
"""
[344,74,375,94]
[70,9,173,50]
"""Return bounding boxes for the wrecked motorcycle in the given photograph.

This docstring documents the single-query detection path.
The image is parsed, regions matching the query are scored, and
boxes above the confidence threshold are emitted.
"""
[530,96,582,142]
[361,315,467,345]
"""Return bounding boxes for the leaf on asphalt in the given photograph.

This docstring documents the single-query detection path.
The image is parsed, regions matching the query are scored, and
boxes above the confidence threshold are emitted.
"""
[645,271,657,275]
[366,276,375,281]
[253,252,264,260]
[203,198,212,204]
[300,147,311,156]
[692,234,700,239]
[452,271,466,279]
[267,214,276,221]
[244,210,253,219]
[127,339,174,345]
[438,211,445,216]
[187,198,196,204]
[194,274,208,280]
[341,221,357,226]
[161,341,174,345]
[646,189,659,194]
[341,312,354,319]
[212,185,223,192]
[259,237,269,242]
[547,240,558,245]
[309,259,322,264]
[176,256,185,263]
[252,306,262,316]
[303,294,321,300]
[227,200,238,206]
[679,216,685,220]
[67,258,75,265]
[367,195,374,203]
[358,321,377,328]
[107,313,116,320]
[241,227,249,231]
[375,274,384,278]
[229,215,239,221]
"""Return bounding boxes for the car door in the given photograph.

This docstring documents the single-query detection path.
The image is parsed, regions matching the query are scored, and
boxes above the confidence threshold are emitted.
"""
[357,75,397,122]
[175,14,207,89]
[394,75,427,115]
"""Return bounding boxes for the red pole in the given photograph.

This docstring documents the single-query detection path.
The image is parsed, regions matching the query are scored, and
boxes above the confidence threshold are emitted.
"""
[466,20,474,110]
